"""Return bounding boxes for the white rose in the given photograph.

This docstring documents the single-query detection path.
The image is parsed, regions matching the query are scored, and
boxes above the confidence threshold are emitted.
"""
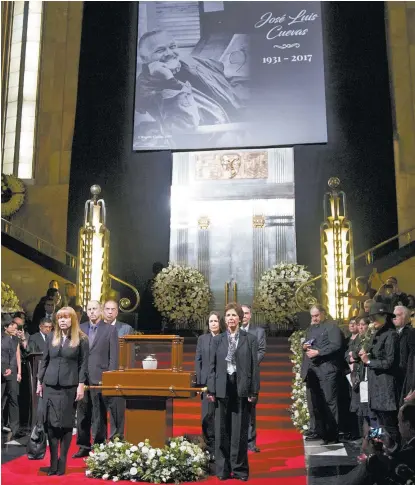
[108,442,115,448]
[85,470,91,476]
[130,445,138,452]
[129,467,138,476]
[102,474,109,480]
[171,466,176,472]
[113,478,119,482]
[138,442,144,448]
[156,449,162,456]
[142,446,149,454]
[116,442,123,448]
[170,442,176,449]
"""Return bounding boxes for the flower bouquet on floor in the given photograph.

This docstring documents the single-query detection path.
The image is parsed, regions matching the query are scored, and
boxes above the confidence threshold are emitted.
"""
[85,436,209,483]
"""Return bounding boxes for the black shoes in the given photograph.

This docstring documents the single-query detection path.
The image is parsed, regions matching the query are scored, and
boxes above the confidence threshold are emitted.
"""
[72,448,90,458]
[305,433,320,441]
[47,469,57,476]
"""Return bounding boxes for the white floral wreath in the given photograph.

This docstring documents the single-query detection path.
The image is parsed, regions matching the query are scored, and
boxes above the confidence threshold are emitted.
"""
[152,263,211,323]
[254,262,314,325]
[1,173,25,218]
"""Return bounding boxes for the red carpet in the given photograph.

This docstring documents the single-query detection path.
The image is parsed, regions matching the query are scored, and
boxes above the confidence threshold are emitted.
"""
[1,337,306,484]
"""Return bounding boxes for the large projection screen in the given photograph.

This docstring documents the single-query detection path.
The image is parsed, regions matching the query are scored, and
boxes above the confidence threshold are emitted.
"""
[133,1,327,151]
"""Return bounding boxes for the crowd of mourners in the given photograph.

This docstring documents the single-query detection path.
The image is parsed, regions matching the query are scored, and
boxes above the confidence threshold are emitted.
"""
[302,276,415,485]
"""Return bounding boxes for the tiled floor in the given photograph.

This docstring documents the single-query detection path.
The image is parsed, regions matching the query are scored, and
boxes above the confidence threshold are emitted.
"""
[305,437,362,485]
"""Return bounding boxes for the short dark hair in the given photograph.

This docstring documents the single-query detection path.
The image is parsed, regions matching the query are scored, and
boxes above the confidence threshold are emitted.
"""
[400,402,415,430]
[73,305,83,313]
[13,311,26,320]
[46,288,59,298]
[45,298,55,305]
[357,316,370,326]
[40,318,53,326]
[241,304,252,311]
[224,302,244,322]
[386,276,398,284]
[205,311,226,333]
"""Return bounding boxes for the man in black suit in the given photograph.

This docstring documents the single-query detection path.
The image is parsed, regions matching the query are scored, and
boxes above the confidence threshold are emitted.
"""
[103,300,134,440]
[31,297,56,335]
[241,304,266,453]
[301,304,343,444]
[1,316,21,438]
[28,318,53,354]
[393,306,413,402]
[73,300,118,458]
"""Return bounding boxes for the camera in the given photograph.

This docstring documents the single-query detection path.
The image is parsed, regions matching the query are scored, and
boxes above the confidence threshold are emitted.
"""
[384,284,394,289]
[368,427,385,440]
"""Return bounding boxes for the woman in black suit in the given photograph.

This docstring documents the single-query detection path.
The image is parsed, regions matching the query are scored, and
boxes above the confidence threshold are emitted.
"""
[207,302,259,481]
[195,311,225,458]
[37,307,88,475]
[359,302,400,443]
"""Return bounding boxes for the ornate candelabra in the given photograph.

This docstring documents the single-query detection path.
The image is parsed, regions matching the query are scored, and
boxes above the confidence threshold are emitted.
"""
[320,177,355,321]
[77,185,110,308]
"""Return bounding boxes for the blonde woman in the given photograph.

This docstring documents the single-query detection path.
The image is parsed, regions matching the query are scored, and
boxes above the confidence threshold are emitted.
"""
[37,307,88,475]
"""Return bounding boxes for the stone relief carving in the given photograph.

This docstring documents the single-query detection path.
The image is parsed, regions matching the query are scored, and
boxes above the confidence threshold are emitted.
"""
[195,151,268,180]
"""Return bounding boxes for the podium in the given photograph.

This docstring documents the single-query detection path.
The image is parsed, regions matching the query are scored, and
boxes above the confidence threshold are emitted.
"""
[26,352,43,427]
[99,335,197,448]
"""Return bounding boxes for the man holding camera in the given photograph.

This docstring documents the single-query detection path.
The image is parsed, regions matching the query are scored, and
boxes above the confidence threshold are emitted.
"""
[343,402,415,485]
[375,277,409,309]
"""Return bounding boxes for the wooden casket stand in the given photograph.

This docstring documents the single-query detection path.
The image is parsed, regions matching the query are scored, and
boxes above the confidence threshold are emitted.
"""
[90,335,198,448]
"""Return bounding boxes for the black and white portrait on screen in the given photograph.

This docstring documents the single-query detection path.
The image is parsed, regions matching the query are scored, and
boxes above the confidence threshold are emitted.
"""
[133,1,327,151]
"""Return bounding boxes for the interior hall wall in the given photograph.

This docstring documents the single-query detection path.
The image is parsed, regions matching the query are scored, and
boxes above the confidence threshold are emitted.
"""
[386,2,415,239]
[1,247,71,316]
[10,2,83,250]
[68,1,397,287]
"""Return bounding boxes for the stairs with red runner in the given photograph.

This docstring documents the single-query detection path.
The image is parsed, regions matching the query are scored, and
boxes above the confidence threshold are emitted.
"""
[1,336,306,484]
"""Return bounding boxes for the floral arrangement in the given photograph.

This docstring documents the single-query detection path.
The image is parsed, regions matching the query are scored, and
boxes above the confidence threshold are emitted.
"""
[85,436,209,483]
[254,263,314,325]
[1,173,25,218]
[153,263,211,324]
[288,330,310,433]
[1,281,21,313]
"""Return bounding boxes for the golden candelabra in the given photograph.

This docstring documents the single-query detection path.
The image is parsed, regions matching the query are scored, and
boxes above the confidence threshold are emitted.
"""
[320,177,355,321]
[77,185,110,308]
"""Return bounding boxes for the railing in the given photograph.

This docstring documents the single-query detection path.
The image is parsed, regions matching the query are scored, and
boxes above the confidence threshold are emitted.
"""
[295,226,415,311]
[1,217,140,312]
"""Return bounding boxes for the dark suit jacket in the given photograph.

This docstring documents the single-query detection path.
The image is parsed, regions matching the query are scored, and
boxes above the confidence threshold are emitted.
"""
[244,324,266,364]
[195,333,216,386]
[28,332,47,354]
[38,333,89,386]
[366,326,399,411]
[207,331,259,399]
[80,321,118,384]
[397,325,413,380]
[113,321,134,337]
[1,332,18,379]
[300,321,344,380]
